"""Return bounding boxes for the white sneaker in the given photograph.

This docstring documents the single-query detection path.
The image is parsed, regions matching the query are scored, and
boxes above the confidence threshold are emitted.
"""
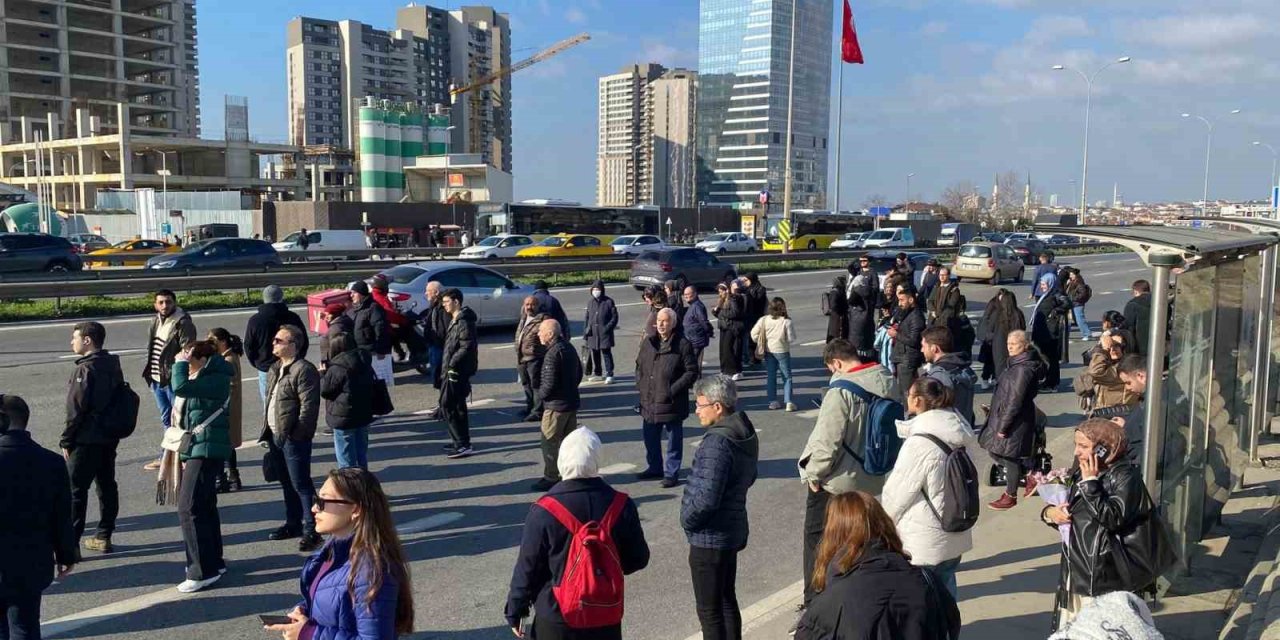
[177,573,222,593]
[731,373,741,381]
[604,376,614,385]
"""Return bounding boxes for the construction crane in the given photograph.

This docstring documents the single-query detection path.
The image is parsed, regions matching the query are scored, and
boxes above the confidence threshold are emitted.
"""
[448,32,590,101]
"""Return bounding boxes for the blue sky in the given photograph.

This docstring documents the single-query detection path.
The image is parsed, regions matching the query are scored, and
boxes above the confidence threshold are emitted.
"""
[200,0,1280,206]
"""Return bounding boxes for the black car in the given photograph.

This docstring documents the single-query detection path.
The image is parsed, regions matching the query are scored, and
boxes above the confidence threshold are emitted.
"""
[1005,239,1050,265]
[0,233,84,274]
[630,248,736,291]
[860,250,931,290]
[146,238,281,270]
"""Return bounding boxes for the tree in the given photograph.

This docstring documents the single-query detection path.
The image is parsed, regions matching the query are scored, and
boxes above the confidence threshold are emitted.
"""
[940,181,979,223]
[991,170,1023,228]
[862,194,889,211]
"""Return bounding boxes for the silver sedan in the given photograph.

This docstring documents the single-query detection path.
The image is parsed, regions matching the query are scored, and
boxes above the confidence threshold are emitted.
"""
[377,260,534,327]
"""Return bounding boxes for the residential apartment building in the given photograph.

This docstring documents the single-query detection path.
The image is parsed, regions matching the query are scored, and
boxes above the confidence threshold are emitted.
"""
[0,0,200,139]
[596,63,665,207]
[696,0,832,211]
[647,68,697,207]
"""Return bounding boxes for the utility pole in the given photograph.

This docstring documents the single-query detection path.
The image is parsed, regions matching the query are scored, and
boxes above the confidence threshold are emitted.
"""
[780,0,798,254]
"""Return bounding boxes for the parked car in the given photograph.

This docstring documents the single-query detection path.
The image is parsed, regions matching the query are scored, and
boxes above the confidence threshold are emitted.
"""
[515,234,613,259]
[146,238,281,270]
[1004,232,1037,243]
[85,238,180,267]
[610,234,667,256]
[273,229,371,260]
[973,232,1007,243]
[860,227,916,248]
[830,232,869,249]
[67,233,111,254]
[861,250,931,290]
[191,223,239,240]
[459,234,535,260]
[1004,238,1050,265]
[695,232,757,253]
[953,242,1025,284]
[0,233,83,273]
[377,261,533,327]
[629,248,737,291]
[1045,234,1077,245]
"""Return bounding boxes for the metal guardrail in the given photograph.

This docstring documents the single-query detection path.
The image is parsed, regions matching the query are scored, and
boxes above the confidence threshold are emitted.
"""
[3,244,1101,300]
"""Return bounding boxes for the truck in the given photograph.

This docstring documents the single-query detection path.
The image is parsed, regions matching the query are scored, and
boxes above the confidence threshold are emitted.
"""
[936,222,979,247]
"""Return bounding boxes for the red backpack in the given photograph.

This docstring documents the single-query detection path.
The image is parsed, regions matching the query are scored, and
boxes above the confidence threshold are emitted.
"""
[535,492,629,629]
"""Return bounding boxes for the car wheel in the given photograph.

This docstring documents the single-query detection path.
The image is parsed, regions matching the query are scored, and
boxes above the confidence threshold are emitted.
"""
[989,271,1001,286]
[1015,267,1025,283]
[47,262,69,274]
[747,246,755,253]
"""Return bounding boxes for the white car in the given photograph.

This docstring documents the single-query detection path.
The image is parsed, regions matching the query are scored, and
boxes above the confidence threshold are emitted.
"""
[377,261,533,327]
[610,234,666,255]
[273,229,370,261]
[860,227,916,248]
[459,234,535,260]
[830,232,869,249]
[696,232,758,253]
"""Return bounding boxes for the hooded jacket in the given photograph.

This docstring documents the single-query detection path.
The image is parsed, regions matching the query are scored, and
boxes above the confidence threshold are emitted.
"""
[635,332,698,424]
[881,410,977,566]
[533,288,571,340]
[245,302,309,372]
[681,411,760,550]
[583,280,619,350]
[62,349,125,448]
[847,271,879,353]
[924,353,977,426]
[798,363,901,496]
[296,535,401,640]
[825,277,849,341]
[443,306,479,379]
[346,297,391,358]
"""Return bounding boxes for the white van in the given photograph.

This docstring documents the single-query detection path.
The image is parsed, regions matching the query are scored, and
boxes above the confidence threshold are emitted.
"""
[274,229,371,260]
[860,227,916,248]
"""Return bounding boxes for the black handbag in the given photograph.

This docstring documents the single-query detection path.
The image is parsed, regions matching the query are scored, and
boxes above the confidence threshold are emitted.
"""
[371,379,394,416]
[261,441,284,484]
[1109,496,1179,590]
[581,344,595,377]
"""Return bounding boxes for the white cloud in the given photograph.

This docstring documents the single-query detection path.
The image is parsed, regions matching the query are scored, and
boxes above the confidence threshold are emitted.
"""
[1122,13,1267,50]
[1024,16,1091,45]
[565,7,587,25]
[639,38,696,69]
[918,21,949,37]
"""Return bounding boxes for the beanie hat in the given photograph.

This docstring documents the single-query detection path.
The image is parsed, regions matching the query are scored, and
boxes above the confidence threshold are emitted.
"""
[349,281,370,296]
[323,302,347,316]
[263,285,284,304]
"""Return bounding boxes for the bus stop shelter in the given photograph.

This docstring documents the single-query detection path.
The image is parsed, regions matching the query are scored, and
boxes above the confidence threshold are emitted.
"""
[1036,224,1279,573]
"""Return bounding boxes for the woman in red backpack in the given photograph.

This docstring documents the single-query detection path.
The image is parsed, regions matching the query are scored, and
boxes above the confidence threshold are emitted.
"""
[505,428,651,639]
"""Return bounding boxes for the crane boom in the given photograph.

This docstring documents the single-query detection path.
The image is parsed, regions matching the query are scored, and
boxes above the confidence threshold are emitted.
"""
[449,32,590,99]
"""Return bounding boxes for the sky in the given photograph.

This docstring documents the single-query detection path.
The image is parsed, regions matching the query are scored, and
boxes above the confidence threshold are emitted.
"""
[198,0,1280,207]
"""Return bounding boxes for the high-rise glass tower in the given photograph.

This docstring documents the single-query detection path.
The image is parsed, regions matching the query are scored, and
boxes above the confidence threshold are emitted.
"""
[696,0,832,212]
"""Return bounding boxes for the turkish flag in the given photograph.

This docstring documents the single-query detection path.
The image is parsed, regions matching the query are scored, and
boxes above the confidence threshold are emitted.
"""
[841,0,864,64]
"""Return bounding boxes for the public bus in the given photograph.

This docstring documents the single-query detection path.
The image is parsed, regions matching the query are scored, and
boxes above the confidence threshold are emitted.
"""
[760,211,875,251]
[476,203,658,242]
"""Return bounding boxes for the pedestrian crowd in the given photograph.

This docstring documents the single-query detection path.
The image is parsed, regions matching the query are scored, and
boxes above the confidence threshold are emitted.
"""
[0,249,1175,640]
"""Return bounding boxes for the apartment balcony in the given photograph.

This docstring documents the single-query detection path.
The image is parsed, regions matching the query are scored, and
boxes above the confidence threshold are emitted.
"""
[65,30,116,56]
[5,49,61,74]
[8,70,62,97]
[5,24,62,51]
[5,0,58,26]
[66,5,115,33]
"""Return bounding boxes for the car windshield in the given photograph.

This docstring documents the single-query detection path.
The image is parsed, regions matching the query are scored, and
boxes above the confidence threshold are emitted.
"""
[841,233,860,240]
[960,245,992,258]
[703,233,730,242]
[281,231,301,243]
[537,236,568,247]
[866,230,895,240]
[179,240,217,254]
[109,241,134,249]
[611,236,637,246]
[381,265,427,285]
[475,236,505,247]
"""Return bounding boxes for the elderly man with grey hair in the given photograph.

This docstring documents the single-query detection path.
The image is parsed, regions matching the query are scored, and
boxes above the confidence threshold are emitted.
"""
[244,284,308,403]
[635,306,698,488]
[530,318,582,492]
[682,374,758,638]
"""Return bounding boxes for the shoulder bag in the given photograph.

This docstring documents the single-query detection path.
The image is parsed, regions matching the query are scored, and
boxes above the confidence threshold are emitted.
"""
[161,398,229,456]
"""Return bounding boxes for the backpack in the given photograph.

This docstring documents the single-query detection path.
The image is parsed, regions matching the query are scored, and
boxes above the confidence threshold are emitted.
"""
[104,381,141,440]
[830,379,905,476]
[914,433,979,533]
[536,492,629,629]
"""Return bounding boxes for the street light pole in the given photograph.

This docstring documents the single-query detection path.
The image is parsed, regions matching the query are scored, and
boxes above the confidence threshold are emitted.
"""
[1182,109,1241,216]
[1052,56,1131,226]
[780,0,799,254]
[1252,141,1278,218]
[906,172,915,211]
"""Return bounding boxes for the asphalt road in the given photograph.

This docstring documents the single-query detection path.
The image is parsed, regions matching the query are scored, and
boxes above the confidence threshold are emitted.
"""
[5,251,1147,639]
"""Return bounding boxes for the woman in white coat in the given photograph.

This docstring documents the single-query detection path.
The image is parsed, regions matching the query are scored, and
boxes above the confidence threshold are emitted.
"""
[881,376,977,599]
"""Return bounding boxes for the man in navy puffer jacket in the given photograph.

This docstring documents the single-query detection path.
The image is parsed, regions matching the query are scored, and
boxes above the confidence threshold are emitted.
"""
[681,374,759,640]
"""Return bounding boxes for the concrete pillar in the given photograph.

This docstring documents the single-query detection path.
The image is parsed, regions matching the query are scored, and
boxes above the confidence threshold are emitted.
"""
[1142,250,1183,495]
[1250,244,1278,462]
[117,104,131,189]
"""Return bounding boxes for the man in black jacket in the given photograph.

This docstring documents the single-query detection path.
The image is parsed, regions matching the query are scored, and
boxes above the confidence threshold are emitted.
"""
[888,286,926,399]
[0,395,78,639]
[921,326,977,426]
[347,280,393,386]
[440,288,479,459]
[423,280,449,386]
[261,324,323,552]
[244,285,308,402]
[636,308,699,488]
[532,280,570,339]
[62,321,124,554]
[1124,279,1153,357]
[532,319,583,492]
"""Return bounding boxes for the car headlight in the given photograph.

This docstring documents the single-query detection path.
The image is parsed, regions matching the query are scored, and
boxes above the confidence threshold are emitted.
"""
[150,260,177,269]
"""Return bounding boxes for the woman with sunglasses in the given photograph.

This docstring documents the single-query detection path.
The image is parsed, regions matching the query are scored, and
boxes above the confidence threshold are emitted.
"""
[265,468,415,640]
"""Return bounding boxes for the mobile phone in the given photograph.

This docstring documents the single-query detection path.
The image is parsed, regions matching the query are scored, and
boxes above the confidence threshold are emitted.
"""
[1094,444,1110,460]
[259,615,294,627]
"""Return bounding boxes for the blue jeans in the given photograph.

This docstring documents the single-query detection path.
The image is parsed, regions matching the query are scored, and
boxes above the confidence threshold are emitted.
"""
[1072,305,1092,338]
[922,555,961,600]
[280,439,316,531]
[427,344,443,376]
[765,352,793,405]
[149,381,175,429]
[332,427,369,470]
[257,370,270,404]
[642,420,684,479]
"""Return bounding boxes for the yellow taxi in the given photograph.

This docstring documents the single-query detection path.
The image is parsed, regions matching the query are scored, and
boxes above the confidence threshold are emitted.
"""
[514,234,612,259]
[85,239,180,267]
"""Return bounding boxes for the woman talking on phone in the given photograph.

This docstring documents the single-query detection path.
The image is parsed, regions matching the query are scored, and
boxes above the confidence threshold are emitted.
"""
[265,467,414,639]
[1041,418,1174,631]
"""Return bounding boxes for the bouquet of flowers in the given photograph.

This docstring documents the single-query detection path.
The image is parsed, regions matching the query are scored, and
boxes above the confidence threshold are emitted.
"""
[1028,467,1074,545]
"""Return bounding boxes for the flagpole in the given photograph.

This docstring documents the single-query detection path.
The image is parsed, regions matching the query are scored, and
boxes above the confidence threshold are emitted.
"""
[781,0,798,255]
[834,63,843,215]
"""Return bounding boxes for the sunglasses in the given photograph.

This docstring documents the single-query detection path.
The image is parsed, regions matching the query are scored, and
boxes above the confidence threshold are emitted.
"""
[314,496,355,511]
[272,337,293,345]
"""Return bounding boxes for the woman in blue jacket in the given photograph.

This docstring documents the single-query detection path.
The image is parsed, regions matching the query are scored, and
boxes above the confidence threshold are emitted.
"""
[265,468,414,640]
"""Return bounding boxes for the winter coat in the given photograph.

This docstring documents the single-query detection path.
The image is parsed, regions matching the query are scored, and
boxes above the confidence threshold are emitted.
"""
[928,282,965,331]
[1088,352,1140,410]
[924,353,977,427]
[743,282,768,327]
[682,298,714,350]
[264,358,322,443]
[296,535,401,640]
[1062,459,1156,596]
[1125,294,1153,357]
[794,543,959,640]
[320,314,354,367]
[881,410,977,566]
[504,478,650,629]
[220,351,244,447]
[583,285,619,350]
[847,273,878,353]
[422,300,449,348]
[798,363,901,496]
[245,302,309,372]
[918,270,939,307]
[634,333,698,424]
[320,349,376,430]
[978,292,1027,376]
[171,357,234,462]
[515,313,548,365]
[1032,292,1072,364]
[533,289,571,339]
[890,305,926,368]
[61,350,125,449]
[346,297,392,358]
[442,306,479,379]
[1065,278,1091,307]
[143,309,196,387]
[713,293,746,332]
[0,430,79,592]
[538,338,582,412]
[825,279,849,341]
[982,350,1042,459]
[751,315,796,355]
[681,411,759,550]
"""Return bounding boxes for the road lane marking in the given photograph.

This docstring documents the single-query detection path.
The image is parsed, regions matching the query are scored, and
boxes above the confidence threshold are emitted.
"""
[42,584,189,638]
[800,339,827,347]
[395,511,465,535]
[490,344,515,350]
[599,463,637,475]
[59,348,144,359]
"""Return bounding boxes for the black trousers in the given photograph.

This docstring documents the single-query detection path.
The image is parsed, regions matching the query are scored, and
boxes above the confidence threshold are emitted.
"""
[802,489,830,607]
[519,360,544,417]
[992,453,1023,496]
[67,442,119,541]
[177,457,225,581]
[893,360,920,400]
[590,348,614,378]
[719,327,742,376]
[441,378,472,448]
[689,546,742,640]
[0,587,41,640]
[531,615,621,640]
